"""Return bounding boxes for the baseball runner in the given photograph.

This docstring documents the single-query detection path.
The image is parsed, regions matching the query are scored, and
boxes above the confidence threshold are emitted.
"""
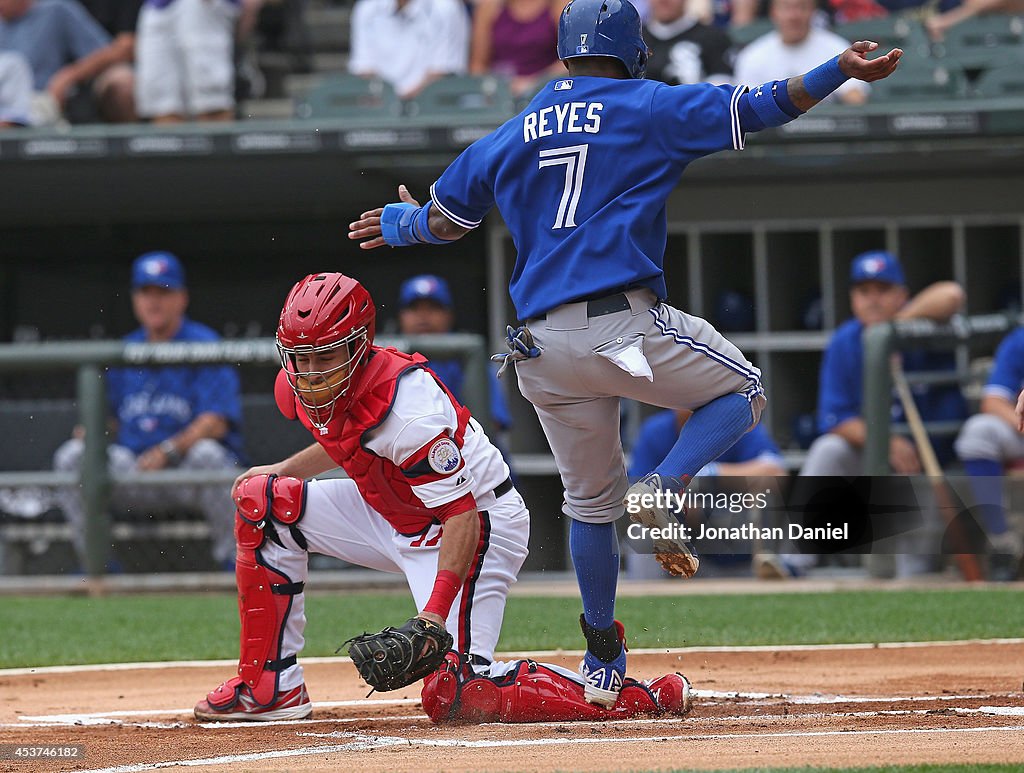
[349,0,902,707]
[195,272,689,722]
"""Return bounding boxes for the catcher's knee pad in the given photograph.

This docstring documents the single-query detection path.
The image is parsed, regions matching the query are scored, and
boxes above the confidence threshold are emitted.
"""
[421,654,679,724]
[226,474,308,707]
[234,473,308,553]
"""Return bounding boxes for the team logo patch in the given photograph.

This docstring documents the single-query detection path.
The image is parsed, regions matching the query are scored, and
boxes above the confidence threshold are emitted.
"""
[427,438,462,475]
[554,79,574,91]
[862,257,886,275]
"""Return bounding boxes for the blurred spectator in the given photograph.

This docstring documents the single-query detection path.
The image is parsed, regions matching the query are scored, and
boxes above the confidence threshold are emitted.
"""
[134,0,251,122]
[0,0,121,125]
[953,326,1024,580]
[0,49,31,125]
[767,252,965,578]
[397,274,514,440]
[644,0,735,85]
[627,408,787,578]
[54,252,244,570]
[734,0,869,105]
[926,0,1024,41]
[75,0,143,122]
[724,0,762,25]
[828,0,889,24]
[469,0,562,95]
[349,0,469,99]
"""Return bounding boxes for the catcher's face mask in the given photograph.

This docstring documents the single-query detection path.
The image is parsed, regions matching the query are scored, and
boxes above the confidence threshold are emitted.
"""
[278,330,369,429]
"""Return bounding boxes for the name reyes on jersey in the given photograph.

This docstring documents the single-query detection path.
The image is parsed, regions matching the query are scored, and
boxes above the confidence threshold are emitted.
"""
[523,102,603,143]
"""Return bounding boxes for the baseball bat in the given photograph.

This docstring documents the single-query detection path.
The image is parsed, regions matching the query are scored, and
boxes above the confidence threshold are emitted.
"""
[890,356,984,581]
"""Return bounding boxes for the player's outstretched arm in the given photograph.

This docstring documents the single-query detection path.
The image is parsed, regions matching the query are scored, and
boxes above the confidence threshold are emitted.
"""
[789,41,902,111]
[349,185,470,250]
[738,41,901,133]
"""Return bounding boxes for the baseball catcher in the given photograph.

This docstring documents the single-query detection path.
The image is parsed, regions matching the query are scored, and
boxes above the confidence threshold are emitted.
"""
[195,272,531,720]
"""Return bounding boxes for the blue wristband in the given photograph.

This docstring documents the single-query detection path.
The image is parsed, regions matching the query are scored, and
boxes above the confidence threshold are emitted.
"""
[413,202,452,245]
[803,55,849,100]
[380,202,420,247]
[747,80,795,128]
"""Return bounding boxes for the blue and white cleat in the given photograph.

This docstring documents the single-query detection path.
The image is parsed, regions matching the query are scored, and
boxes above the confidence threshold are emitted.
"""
[579,618,627,708]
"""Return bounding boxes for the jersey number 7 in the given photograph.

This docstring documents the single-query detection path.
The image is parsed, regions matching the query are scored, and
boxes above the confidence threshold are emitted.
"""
[538,144,589,230]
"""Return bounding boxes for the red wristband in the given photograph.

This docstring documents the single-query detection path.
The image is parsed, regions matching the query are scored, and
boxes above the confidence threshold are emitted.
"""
[422,570,462,620]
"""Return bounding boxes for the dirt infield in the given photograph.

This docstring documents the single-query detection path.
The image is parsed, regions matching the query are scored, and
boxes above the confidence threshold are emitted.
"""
[2,641,1023,773]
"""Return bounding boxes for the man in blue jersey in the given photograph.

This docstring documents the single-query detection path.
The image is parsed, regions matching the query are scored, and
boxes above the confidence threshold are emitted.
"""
[954,326,1024,580]
[54,252,244,570]
[758,251,966,580]
[397,274,514,436]
[349,0,901,707]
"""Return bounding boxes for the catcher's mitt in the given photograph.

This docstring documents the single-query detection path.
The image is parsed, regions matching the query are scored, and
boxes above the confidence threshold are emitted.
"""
[344,617,453,692]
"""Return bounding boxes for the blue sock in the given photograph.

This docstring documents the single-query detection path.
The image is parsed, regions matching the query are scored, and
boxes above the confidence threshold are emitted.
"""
[963,459,1008,534]
[569,519,618,630]
[655,393,754,481]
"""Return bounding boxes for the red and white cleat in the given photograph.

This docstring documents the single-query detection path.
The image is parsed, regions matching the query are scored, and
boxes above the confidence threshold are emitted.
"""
[194,678,312,722]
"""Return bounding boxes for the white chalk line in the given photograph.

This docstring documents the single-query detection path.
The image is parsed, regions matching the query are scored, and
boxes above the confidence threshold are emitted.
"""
[7,700,1021,730]
[73,724,1024,773]
[3,637,1022,677]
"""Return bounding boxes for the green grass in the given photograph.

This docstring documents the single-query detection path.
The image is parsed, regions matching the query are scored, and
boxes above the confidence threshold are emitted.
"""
[2,588,1022,668]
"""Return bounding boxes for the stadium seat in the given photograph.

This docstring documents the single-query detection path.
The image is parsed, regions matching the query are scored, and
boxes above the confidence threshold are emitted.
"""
[867,61,968,102]
[835,17,930,59]
[405,75,515,120]
[931,15,1024,70]
[972,60,1024,98]
[729,18,775,49]
[513,76,551,113]
[294,74,400,120]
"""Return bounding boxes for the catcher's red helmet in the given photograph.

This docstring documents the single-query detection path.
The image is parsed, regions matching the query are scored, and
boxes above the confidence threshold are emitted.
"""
[276,273,376,427]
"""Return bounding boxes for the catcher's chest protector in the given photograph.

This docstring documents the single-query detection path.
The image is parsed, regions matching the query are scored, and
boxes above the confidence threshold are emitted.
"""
[293,347,472,535]
[421,654,664,723]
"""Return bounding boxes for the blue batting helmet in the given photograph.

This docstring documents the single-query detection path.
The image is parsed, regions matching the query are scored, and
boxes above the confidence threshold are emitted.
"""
[557,0,649,79]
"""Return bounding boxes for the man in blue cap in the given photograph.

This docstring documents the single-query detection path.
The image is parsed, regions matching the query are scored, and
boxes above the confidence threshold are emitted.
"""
[54,251,244,570]
[397,274,514,440]
[758,251,966,579]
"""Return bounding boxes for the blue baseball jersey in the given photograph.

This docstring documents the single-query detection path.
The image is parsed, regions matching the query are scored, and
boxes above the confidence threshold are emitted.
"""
[628,409,782,479]
[431,76,745,320]
[424,358,514,430]
[984,326,1024,403]
[107,318,244,459]
[817,318,967,459]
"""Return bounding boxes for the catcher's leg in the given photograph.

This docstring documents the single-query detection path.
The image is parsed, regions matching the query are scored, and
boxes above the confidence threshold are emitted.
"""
[195,474,311,721]
[422,653,692,723]
[196,476,407,721]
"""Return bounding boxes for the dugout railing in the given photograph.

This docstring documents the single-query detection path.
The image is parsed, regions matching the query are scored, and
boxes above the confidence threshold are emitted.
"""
[0,334,489,579]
